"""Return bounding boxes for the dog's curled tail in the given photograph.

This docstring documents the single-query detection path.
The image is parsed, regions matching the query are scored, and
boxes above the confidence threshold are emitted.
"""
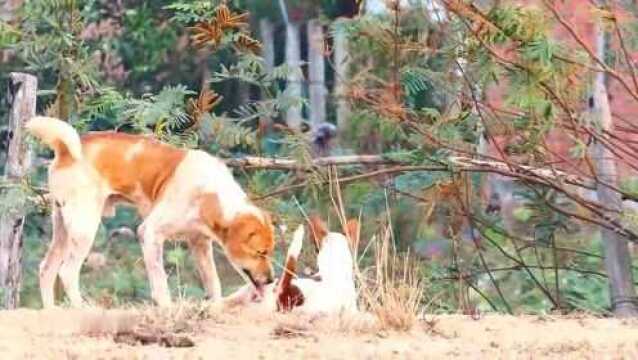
[26,116,83,161]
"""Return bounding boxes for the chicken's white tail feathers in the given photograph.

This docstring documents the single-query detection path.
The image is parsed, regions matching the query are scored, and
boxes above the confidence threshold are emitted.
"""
[287,225,304,259]
[26,116,83,161]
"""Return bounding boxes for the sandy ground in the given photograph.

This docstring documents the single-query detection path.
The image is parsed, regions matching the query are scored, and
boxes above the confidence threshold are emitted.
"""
[0,306,637,359]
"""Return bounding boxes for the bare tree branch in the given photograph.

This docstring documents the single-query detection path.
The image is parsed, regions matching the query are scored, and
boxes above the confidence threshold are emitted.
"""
[225,154,398,170]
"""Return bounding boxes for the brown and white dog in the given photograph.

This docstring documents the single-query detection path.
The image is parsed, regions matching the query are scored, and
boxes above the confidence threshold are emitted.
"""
[225,216,359,315]
[26,116,275,308]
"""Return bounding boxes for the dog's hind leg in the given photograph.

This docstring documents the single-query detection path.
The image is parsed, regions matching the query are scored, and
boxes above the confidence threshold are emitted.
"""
[39,203,69,308]
[57,195,103,307]
[188,237,222,301]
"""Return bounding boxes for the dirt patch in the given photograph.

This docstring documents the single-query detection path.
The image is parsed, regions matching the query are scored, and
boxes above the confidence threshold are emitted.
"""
[0,307,637,359]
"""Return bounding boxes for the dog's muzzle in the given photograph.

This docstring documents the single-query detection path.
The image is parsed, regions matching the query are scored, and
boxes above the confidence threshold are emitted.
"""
[242,269,274,291]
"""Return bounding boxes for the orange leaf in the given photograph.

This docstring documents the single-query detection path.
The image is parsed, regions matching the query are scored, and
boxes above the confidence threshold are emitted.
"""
[188,21,222,49]
[234,33,262,54]
[216,4,249,30]
[188,89,223,125]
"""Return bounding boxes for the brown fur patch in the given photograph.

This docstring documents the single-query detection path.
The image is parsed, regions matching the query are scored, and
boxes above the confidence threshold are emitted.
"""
[308,215,328,253]
[277,255,305,312]
[81,132,186,204]
[225,214,274,251]
[199,194,226,233]
[277,283,304,312]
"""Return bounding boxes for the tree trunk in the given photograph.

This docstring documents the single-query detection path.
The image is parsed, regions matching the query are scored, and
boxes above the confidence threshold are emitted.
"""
[591,7,638,317]
[333,23,350,130]
[307,19,327,127]
[0,72,37,309]
[259,19,275,73]
[258,18,275,132]
[285,22,303,130]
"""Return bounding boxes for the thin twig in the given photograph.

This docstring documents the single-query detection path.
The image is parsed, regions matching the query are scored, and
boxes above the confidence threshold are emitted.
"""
[457,175,513,314]
[542,0,638,102]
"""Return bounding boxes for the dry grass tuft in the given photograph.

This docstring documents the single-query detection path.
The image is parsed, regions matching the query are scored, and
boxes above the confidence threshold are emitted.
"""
[133,299,220,334]
[356,227,425,332]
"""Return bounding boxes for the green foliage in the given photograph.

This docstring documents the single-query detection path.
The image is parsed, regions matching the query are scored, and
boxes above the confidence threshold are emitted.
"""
[121,85,194,132]
[210,53,307,125]
[515,187,579,245]
[119,4,181,87]
[459,3,586,160]
[207,114,257,151]
[6,0,102,118]
[165,1,221,24]
[0,21,20,48]
[401,67,433,97]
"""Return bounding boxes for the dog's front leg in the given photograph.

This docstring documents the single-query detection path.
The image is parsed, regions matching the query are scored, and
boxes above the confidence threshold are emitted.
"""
[188,238,222,302]
[138,223,171,307]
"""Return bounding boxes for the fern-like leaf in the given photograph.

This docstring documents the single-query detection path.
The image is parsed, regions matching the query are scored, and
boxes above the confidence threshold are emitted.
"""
[215,4,248,30]
[232,100,277,123]
[188,88,223,124]
[265,63,304,83]
[189,20,223,48]
[210,115,257,149]
[401,67,432,97]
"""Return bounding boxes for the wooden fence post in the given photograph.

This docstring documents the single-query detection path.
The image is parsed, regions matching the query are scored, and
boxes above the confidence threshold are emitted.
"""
[285,21,303,130]
[333,22,350,130]
[0,72,37,309]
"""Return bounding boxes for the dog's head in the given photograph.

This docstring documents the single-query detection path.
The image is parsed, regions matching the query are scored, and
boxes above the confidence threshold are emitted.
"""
[199,194,275,291]
[224,212,275,290]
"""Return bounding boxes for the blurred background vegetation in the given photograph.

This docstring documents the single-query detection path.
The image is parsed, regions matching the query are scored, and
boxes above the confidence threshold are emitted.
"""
[1,0,637,315]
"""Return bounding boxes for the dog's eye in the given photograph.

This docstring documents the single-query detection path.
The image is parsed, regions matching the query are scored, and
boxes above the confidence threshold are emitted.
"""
[256,250,268,258]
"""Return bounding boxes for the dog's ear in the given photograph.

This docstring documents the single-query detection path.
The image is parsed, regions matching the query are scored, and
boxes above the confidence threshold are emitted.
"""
[307,214,328,253]
[345,218,360,249]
